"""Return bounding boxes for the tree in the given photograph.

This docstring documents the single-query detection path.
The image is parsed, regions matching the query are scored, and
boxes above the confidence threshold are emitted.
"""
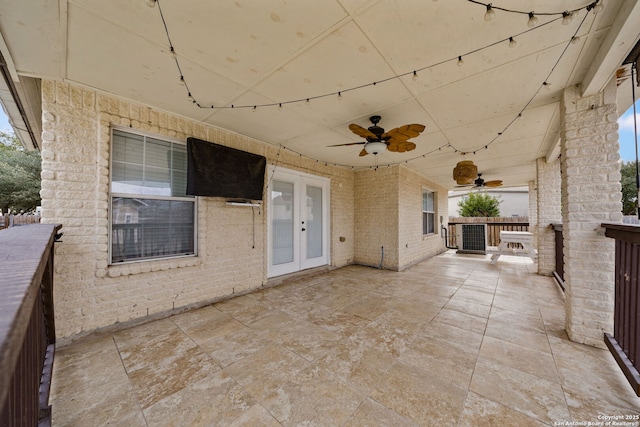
[0,131,41,213]
[457,191,501,217]
[620,160,638,216]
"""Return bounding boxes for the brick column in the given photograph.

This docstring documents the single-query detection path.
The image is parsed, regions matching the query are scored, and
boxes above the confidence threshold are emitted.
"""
[536,157,561,276]
[528,180,538,249]
[560,79,622,348]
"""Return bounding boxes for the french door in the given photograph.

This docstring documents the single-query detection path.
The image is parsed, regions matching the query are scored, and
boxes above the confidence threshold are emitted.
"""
[268,168,329,277]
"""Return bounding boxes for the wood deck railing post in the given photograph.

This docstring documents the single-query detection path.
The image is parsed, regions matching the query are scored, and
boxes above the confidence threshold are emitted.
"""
[602,223,640,396]
[0,224,61,427]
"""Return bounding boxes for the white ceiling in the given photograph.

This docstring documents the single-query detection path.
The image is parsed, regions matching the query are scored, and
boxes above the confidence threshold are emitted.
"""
[1,0,639,189]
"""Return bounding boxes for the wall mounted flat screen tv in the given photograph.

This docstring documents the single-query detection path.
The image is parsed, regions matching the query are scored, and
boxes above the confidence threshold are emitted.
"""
[186,137,266,201]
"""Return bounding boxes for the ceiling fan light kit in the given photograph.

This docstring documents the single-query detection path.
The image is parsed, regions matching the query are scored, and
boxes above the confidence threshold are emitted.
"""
[364,141,387,155]
[329,115,425,159]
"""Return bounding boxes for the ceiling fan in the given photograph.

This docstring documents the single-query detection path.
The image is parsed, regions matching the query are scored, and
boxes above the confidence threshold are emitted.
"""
[328,115,425,156]
[456,173,503,189]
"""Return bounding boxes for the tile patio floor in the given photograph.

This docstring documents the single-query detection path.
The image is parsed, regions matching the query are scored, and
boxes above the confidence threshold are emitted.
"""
[50,251,640,426]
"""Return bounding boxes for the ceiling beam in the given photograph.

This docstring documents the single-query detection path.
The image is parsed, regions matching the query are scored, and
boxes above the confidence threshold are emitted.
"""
[582,0,640,96]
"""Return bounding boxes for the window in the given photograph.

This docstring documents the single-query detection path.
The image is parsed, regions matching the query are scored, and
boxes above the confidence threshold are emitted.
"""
[422,189,436,235]
[110,129,196,263]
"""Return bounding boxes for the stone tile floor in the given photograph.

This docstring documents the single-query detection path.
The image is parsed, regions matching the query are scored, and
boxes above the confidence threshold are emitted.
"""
[50,252,640,426]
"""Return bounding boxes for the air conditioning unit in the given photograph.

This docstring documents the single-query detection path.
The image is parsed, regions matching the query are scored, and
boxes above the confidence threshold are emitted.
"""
[455,223,487,254]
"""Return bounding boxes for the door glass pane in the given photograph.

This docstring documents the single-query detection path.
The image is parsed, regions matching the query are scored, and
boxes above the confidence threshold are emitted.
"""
[272,180,294,265]
[306,185,323,259]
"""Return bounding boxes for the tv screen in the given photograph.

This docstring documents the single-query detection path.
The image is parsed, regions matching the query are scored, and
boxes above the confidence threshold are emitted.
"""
[186,137,266,201]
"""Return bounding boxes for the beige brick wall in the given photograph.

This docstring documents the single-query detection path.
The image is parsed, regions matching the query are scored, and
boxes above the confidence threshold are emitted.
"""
[354,166,399,269]
[536,157,562,276]
[41,80,355,341]
[560,79,622,348]
[398,166,448,269]
[353,165,447,270]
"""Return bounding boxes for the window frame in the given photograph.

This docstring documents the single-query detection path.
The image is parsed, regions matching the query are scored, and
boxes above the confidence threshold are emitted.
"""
[108,126,197,265]
[422,187,437,236]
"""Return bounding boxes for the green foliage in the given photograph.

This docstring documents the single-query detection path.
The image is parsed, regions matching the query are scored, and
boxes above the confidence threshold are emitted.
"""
[457,191,501,217]
[0,131,41,213]
[621,161,639,216]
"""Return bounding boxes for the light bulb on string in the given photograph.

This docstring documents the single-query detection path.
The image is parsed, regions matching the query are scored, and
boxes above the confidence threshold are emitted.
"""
[305,98,310,105]
[508,37,517,48]
[179,76,185,86]
[169,46,177,59]
[457,56,464,67]
[543,81,552,90]
[484,4,495,21]
[278,103,283,110]
[337,92,342,100]
[412,71,418,81]
[527,12,538,28]
[146,0,156,7]
[562,11,573,25]
[594,0,604,13]
[571,36,580,44]
[252,106,257,112]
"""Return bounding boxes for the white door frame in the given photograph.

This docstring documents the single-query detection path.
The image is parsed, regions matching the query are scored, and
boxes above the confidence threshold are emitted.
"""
[267,167,330,277]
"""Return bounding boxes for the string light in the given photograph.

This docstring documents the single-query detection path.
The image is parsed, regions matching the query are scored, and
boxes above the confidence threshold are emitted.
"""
[484,4,495,21]
[148,0,599,167]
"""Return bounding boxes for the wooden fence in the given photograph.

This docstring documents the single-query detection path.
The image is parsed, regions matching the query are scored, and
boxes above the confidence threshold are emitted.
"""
[447,216,529,248]
[0,214,41,230]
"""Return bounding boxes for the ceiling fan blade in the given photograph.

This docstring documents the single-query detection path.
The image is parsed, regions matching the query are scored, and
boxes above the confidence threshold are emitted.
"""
[484,180,503,187]
[405,142,416,152]
[387,141,399,152]
[327,141,366,147]
[396,141,408,153]
[349,124,377,139]
[358,148,368,157]
[382,124,425,140]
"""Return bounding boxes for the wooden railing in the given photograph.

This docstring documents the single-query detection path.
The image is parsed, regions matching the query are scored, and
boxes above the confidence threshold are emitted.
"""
[0,224,61,427]
[551,223,565,291]
[603,223,640,396]
[0,214,41,230]
[447,217,529,248]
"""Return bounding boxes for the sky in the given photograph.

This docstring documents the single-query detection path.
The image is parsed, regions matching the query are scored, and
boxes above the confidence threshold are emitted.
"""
[1,100,639,160]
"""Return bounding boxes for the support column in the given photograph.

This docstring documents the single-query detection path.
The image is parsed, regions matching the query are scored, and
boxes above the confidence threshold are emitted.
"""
[536,157,561,276]
[528,180,538,249]
[560,79,623,348]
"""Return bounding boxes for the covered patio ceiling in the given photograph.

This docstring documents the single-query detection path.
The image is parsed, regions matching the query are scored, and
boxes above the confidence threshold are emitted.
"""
[1,0,639,189]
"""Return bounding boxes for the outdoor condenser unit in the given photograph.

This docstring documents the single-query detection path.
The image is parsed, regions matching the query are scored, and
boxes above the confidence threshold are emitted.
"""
[455,223,487,254]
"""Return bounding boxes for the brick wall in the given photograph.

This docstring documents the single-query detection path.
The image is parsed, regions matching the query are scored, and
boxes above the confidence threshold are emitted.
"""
[528,180,538,250]
[353,166,399,269]
[536,157,561,276]
[353,165,448,270]
[398,166,448,269]
[560,80,622,348]
[40,80,356,341]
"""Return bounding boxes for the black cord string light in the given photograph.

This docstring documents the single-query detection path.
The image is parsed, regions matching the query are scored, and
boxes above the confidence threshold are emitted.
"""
[145,0,604,169]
